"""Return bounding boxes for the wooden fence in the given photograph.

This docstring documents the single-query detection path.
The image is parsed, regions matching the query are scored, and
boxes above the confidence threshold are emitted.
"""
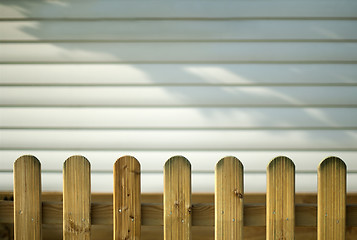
[0,155,356,240]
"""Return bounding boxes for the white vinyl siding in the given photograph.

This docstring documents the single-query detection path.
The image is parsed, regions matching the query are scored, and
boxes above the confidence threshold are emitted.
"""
[0,0,356,192]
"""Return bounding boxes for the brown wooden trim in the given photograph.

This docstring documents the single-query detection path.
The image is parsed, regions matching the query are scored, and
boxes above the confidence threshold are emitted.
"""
[1,224,357,240]
[1,192,357,204]
[0,201,356,227]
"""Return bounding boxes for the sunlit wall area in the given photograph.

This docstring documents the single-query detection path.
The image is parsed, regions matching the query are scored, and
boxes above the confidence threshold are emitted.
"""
[0,0,357,193]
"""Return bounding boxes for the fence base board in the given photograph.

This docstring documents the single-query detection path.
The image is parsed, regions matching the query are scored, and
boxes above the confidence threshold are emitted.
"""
[1,192,357,240]
[0,224,356,240]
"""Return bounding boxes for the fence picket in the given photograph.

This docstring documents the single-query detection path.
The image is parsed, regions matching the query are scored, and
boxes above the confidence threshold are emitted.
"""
[164,156,192,240]
[113,155,141,239]
[215,156,244,240]
[13,155,42,240]
[63,156,91,239]
[266,156,295,240]
[3,154,355,239]
[318,157,346,240]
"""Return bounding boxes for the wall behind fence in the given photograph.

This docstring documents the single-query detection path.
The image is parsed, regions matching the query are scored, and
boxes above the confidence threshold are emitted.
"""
[0,0,357,193]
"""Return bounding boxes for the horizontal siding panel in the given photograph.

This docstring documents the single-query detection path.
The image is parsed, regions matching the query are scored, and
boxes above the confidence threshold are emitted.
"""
[1,172,356,192]
[0,129,356,150]
[1,108,357,129]
[1,1,356,19]
[1,43,357,63]
[0,86,356,107]
[2,20,357,41]
[1,150,357,172]
[1,64,357,85]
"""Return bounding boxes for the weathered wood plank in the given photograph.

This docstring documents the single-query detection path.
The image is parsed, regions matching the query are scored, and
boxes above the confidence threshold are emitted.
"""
[4,224,357,240]
[1,201,357,227]
[318,157,346,240]
[215,156,244,239]
[63,156,91,239]
[266,156,295,240]
[113,156,141,239]
[4,192,356,204]
[37,225,357,240]
[13,155,41,240]
[164,156,192,240]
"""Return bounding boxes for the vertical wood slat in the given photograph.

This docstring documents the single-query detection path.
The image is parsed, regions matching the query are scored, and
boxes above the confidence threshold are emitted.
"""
[267,156,295,240]
[63,156,91,239]
[215,156,244,240]
[318,157,346,240]
[164,156,192,240]
[113,156,141,239]
[13,155,42,240]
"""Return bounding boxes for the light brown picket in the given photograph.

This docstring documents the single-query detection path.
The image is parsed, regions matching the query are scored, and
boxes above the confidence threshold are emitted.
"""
[4,154,355,239]
[63,156,91,239]
[266,156,295,240]
[164,156,192,240]
[113,155,141,239]
[318,157,346,240]
[13,155,42,240]
[215,156,244,240]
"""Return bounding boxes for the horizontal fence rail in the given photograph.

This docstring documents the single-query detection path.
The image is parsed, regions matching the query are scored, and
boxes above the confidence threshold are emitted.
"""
[0,155,356,240]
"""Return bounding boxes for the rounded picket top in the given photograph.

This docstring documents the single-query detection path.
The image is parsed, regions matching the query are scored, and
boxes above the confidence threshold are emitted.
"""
[63,155,91,169]
[164,155,191,240]
[164,155,191,169]
[14,155,41,168]
[317,156,346,240]
[266,156,295,240]
[113,155,141,239]
[216,156,243,171]
[114,155,141,170]
[13,155,42,240]
[267,155,295,171]
[215,156,244,240]
[63,155,91,239]
[318,156,346,172]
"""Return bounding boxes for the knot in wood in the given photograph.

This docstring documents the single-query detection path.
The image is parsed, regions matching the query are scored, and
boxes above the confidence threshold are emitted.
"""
[234,189,243,198]
[67,218,90,234]
[188,206,192,214]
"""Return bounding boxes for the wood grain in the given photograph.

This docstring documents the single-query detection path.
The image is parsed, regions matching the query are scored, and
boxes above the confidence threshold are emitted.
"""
[3,224,357,240]
[38,225,357,240]
[63,156,91,239]
[1,201,357,226]
[266,156,295,240]
[164,156,192,240]
[13,155,41,240]
[215,156,244,239]
[113,156,141,239]
[318,157,346,240]
[2,192,357,204]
